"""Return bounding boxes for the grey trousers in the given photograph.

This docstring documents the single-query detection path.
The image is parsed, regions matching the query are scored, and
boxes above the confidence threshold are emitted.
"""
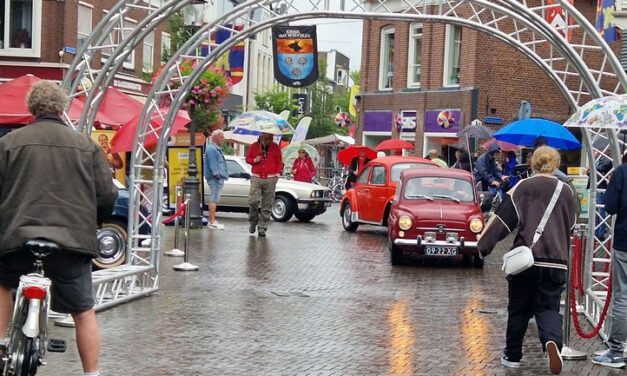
[249,176,278,230]
[609,249,627,356]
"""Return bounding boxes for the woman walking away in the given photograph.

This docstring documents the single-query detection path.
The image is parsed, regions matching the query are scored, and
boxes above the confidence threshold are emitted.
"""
[292,148,316,183]
[478,146,578,375]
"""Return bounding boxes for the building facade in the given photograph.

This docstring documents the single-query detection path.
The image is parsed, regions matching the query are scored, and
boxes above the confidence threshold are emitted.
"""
[357,0,621,162]
[319,49,351,92]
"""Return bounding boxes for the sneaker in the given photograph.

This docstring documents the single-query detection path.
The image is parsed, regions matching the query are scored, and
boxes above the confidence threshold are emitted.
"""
[592,350,626,369]
[207,222,225,230]
[501,356,521,369]
[546,341,563,375]
[249,222,257,234]
[258,228,266,237]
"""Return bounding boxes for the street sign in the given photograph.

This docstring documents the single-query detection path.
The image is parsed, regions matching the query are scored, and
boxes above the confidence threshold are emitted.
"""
[64,46,77,55]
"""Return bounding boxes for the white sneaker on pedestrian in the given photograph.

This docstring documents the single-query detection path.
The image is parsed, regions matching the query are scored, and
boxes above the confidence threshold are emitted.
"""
[207,222,225,230]
[501,356,521,369]
[546,340,563,375]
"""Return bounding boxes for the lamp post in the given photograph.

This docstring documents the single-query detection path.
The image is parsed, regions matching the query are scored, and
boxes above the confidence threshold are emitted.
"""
[182,1,207,228]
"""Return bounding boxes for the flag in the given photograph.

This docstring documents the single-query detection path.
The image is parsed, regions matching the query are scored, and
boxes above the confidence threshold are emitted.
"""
[206,24,245,85]
[348,85,360,117]
[546,0,573,41]
[272,26,319,87]
[596,0,619,43]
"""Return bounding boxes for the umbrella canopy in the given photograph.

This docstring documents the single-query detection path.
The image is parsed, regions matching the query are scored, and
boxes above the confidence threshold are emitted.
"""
[564,95,627,129]
[481,139,521,152]
[109,109,191,152]
[337,145,377,166]
[457,120,494,139]
[229,110,294,135]
[282,143,320,170]
[92,87,145,128]
[376,139,414,151]
[493,118,581,150]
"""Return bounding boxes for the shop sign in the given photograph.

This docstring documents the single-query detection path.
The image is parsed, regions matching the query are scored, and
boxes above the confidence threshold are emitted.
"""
[424,110,462,133]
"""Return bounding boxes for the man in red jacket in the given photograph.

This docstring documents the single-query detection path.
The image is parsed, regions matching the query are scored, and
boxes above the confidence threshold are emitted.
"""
[245,133,283,237]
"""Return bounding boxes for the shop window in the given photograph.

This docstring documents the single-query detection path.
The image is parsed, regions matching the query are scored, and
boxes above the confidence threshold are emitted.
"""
[407,23,422,88]
[143,31,154,73]
[77,3,92,51]
[379,27,395,90]
[443,25,462,87]
[0,0,41,56]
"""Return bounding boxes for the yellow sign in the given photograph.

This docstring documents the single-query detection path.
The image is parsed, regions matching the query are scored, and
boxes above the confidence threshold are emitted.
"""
[167,147,204,207]
[567,167,586,175]
[348,85,360,117]
[91,130,126,186]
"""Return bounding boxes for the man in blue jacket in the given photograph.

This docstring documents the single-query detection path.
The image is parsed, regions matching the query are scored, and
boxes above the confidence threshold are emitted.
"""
[593,160,627,368]
[204,130,229,230]
[475,143,508,191]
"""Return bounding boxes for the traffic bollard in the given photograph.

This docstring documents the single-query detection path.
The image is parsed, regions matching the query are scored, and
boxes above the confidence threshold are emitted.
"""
[173,194,199,271]
[165,186,185,257]
[562,227,587,360]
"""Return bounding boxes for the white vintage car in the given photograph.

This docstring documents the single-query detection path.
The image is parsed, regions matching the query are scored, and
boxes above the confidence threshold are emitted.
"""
[204,156,333,222]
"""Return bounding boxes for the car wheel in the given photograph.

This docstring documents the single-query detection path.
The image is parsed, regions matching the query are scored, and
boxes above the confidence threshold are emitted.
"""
[473,255,485,268]
[389,240,403,266]
[341,202,359,232]
[294,212,316,222]
[94,221,127,269]
[271,195,294,222]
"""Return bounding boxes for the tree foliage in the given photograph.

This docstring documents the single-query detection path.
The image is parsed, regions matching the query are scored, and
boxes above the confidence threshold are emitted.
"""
[350,70,361,86]
[253,88,300,126]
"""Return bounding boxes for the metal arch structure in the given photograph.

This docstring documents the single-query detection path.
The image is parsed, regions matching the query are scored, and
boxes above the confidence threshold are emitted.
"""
[66,0,625,337]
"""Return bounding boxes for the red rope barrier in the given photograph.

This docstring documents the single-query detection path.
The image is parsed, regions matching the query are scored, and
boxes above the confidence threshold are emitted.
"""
[162,200,187,225]
[569,241,613,339]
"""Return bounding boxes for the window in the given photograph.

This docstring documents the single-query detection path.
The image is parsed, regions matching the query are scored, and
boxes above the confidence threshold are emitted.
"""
[161,32,171,62]
[0,0,42,56]
[404,177,474,202]
[77,3,92,50]
[226,160,245,176]
[391,162,438,182]
[443,25,462,87]
[370,166,386,185]
[378,27,395,90]
[102,12,136,70]
[143,31,154,72]
[407,23,422,87]
[357,166,372,184]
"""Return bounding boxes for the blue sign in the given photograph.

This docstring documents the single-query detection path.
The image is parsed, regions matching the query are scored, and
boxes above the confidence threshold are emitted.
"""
[484,116,504,125]
[64,46,77,55]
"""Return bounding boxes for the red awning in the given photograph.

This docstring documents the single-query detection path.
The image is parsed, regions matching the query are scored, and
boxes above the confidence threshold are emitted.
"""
[110,109,191,152]
[0,75,41,126]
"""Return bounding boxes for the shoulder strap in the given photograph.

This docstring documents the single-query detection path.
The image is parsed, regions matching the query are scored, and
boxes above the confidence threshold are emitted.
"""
[531,181,564,248]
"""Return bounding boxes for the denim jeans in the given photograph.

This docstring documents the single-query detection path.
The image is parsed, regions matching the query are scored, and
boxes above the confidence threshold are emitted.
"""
[608,250,627,356]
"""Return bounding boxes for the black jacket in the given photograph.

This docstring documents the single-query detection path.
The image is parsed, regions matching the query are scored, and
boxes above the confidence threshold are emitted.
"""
[0,115,118,257]
[604,163,627,252]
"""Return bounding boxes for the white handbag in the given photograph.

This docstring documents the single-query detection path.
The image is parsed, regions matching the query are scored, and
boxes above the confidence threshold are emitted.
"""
[502,181,564,275]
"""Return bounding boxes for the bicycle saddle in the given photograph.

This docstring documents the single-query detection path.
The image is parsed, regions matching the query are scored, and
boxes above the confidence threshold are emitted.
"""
[23,240,60,258]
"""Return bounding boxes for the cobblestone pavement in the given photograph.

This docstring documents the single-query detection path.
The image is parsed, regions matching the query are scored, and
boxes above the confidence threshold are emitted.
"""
[42,205,623,375]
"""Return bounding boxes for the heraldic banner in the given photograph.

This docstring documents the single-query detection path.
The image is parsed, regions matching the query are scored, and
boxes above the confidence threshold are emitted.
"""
[272,26,319,87]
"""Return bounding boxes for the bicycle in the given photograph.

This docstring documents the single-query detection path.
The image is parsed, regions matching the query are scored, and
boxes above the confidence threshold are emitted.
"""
[1,240,66,376]
[327,168,348,202]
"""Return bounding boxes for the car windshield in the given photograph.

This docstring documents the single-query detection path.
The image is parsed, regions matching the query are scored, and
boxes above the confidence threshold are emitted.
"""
[403,177,474,202]
[231,158,252,173]
[391,162,438,182]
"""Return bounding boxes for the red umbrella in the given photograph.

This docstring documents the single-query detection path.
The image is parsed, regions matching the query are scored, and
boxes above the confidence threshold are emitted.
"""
[482,138,521,152]
[376,139,414,151]
[338,145,377,166]
[109,109,191,152]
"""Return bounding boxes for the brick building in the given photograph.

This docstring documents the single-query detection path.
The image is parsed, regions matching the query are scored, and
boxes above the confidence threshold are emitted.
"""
[0,0,168,98]
[357,0,622,162]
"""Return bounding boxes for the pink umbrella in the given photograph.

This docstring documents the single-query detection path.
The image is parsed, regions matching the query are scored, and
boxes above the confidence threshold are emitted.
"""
[482,138,521,152]
[110,109,191,152]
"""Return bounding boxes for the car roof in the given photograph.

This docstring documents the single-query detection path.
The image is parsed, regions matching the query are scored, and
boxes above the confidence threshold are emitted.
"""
[369,156,435,166]
[400,168,474,180]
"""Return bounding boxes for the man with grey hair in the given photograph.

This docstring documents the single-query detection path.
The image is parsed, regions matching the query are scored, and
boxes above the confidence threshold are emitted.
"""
[203,129,229,230]
[0,81,117,376]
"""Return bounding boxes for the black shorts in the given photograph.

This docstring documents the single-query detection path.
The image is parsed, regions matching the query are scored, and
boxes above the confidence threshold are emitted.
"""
[0,251,94,314]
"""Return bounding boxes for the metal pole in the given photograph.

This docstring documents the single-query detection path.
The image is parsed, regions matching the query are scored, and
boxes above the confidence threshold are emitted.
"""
[173,194,199,271]
[562,228,587,360]
[183,109,205,228]
[165,186,185,257]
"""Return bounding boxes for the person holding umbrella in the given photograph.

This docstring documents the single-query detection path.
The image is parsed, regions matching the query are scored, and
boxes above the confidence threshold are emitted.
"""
[292,148,316,183]
[346,149,372,190]
[245,132,283,237]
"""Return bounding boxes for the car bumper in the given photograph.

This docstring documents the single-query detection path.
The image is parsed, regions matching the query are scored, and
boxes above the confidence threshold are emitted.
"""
[296,198,333,212]
[393,238,478,253]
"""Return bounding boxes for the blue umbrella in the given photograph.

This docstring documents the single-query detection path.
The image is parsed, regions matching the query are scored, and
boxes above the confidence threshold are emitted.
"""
[493,118,581,150]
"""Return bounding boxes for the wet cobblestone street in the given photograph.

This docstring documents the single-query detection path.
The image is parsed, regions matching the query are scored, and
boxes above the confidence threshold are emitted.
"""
[43,206,622,375]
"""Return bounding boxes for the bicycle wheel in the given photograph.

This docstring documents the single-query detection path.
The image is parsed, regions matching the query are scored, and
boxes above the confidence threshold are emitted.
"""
[5,302,38,376]
[17,337,36,376]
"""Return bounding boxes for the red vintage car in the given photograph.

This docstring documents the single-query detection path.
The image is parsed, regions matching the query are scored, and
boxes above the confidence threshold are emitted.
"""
[339,156,437,231]
[387,168,485,266]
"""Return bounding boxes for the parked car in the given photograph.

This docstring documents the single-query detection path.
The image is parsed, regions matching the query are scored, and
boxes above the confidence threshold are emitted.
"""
[95,179,150,269]
[204,156,333,222]
[339,156,437,231]
[387,168,485,266]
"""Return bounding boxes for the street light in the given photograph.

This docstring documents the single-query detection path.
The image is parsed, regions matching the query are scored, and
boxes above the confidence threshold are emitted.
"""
[182,0,208,228]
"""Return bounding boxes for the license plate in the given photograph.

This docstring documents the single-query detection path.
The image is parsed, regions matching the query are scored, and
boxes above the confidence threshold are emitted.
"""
[424,246,458,256]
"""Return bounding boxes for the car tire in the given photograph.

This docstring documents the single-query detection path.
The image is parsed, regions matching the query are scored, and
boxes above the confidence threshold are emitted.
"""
[389,240,403,266]
[473,255,485,268]
[94,220,127,269]
[341,202,359,232]
[294,212,316,222]
[271,194,294,222]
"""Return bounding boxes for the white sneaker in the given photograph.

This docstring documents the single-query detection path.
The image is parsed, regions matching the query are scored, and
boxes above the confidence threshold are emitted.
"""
[546,341,563,375]
[207,222,225,230]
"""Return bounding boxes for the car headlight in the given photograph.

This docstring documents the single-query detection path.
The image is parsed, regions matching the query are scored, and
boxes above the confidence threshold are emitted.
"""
[311,190,323,198]
[398,215,413,231]
[469,218,484,233]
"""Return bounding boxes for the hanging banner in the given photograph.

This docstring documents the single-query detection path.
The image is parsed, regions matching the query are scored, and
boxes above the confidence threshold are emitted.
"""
[348,85,360,117]
[596,0,619,43]
[546,0,573,41]
[203,24,245,85]
[272,26,319,87]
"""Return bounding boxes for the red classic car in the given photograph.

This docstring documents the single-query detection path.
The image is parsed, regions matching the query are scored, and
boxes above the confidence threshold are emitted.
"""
[387,168,485,266]
[340,156,437,231]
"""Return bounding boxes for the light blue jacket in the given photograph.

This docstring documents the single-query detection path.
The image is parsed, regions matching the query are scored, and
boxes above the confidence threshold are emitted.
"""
[204,143,229,181]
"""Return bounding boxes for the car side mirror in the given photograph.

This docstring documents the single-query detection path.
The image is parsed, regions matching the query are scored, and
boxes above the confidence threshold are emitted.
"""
[240,172,251,180]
